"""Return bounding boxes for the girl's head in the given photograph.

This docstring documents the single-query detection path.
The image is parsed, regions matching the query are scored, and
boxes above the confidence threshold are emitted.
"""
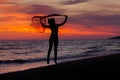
[48,18,55,25]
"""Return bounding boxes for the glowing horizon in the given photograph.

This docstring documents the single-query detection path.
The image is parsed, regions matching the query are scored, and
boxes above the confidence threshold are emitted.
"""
[0,0,120,40]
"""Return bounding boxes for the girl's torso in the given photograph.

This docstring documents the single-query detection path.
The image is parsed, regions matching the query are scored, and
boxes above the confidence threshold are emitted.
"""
[50,24,59,36]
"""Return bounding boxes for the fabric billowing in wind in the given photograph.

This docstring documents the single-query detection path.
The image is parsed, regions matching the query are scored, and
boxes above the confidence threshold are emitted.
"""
[31,16,47,33]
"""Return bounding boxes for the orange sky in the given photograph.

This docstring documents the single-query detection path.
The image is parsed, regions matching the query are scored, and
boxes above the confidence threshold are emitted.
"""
[0,0,120,40]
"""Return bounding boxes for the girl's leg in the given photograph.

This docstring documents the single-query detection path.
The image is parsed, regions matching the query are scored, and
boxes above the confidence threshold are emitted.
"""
[47,40,53,64]
[54,37,58,64]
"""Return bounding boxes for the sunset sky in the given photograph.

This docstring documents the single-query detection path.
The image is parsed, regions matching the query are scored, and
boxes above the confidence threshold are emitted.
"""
[0,0,120,40]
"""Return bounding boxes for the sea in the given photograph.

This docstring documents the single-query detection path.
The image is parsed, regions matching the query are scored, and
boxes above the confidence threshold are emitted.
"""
[0,39,120,74]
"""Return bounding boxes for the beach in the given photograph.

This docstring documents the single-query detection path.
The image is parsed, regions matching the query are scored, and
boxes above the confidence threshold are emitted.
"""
[0,53,120,80]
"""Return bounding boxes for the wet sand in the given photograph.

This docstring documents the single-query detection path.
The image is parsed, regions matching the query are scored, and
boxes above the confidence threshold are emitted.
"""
[0,53,120,80]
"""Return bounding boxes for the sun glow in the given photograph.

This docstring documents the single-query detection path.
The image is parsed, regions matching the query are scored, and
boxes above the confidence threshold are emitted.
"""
[0,0,119,40]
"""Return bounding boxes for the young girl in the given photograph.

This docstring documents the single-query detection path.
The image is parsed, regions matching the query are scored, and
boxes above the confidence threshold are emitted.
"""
[40,14,68,64]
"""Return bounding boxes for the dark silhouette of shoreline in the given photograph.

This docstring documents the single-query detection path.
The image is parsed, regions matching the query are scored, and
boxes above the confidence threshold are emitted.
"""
[109,36,120,39]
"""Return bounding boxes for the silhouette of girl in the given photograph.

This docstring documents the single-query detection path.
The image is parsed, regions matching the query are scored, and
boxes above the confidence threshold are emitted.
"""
[40,14,68,64]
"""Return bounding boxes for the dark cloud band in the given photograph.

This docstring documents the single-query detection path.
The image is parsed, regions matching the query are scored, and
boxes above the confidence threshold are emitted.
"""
[61,0,88,5]
[69,14,120,27]
[23,5,63,14]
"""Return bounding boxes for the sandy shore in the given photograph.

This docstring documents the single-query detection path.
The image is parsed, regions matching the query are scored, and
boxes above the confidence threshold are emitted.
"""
[0,53,120,80]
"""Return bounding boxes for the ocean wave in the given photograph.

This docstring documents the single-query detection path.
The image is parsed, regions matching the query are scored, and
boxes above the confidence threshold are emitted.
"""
[13,50,42,54]
[0,47,26,50]
[0,59,27,64]
[0,53,92,64]
[84,49,105,53]
[0,58,46,64]
[112,49,120,51]
[0,44,35,50]
[87,46,97,49]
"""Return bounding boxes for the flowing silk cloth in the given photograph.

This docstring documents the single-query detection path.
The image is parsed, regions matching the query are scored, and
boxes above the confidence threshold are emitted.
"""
[31,16,47,33]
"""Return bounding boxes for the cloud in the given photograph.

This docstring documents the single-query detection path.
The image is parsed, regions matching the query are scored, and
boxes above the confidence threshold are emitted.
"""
[0,0,15,4]
[59,0,120,27]
[68,14,120,27]
[0,16,26,22]
[17,5,63,15]
[0,1,62,15]
[0,16,12,22]
[0,0,7,2]
[88,15,120,26]
[0,3,25,13]
[1,0,120,27]
[61,0,88,5]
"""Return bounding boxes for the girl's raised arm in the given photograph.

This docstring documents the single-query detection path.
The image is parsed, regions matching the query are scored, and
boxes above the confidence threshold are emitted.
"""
[57,15,68,26]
